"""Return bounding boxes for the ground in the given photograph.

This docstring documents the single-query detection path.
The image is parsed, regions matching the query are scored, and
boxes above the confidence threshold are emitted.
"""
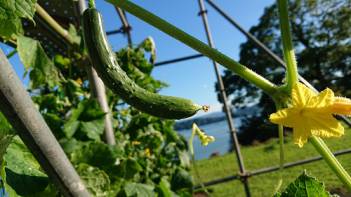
[192,127,351,197]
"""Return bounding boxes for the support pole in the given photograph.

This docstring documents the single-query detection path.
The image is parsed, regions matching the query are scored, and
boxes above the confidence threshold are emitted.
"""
[78,0,116,145]
[205,0,351,127]
[0,49,90,197]
[196,1,251,196]
[115,7,133,46]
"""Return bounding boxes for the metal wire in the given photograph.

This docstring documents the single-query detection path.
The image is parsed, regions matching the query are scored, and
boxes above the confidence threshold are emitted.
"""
[194,148,351,189]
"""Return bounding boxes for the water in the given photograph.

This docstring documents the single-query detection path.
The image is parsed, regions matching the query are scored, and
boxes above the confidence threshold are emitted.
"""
[177,118,242,160]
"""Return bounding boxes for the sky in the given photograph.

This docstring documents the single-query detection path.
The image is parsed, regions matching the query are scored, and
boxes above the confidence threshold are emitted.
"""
[1,0,275,114]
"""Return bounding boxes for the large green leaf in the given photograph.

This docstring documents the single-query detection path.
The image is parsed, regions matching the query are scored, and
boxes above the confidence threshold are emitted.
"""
[63,100,86,138]
[63,99,106,139]
[76,163,111,197]
[70,142,123,168]
[0,113,14,164]
[0,0,36,39]
[156,177,178,197]
[4,137,49,196]
[170,168,193,192]
[116,158,143,180]
[123,182,155,197]
[17,35,59,88]
[276,171,330,197]
[79,119,105,141]
[63,120,80,139]
[14,0,36,21]
[43,113,65,139]
[79,99,106,121]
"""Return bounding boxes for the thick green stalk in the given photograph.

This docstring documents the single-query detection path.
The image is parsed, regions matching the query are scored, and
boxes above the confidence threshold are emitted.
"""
[310,136,351,190]
[277,0,298,92]
[107,0,278,95]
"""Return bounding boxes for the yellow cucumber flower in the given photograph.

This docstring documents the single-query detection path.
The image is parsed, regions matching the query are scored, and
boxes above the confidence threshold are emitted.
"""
[269,83,351,147]
[192,123,215,146]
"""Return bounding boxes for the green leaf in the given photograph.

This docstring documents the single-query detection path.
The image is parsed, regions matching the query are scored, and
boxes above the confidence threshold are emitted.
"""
[170,168,193,192]
[65,79,84,98]
[79,118,105,141]
[68,24,81,45]
[43,113,64,139]
[0,112,14,164]
[17,35,59,88]
[4,136,49,196]
[0,112,14,136]
[70,142,123,168]
[63,120,80,138]
[63,99,106,140]
[123,182,155,197]
[178,150,190,169]
[25,184,59,197]
[0,0,36,39]
[79,99,106,121]
[59,138,81,155]
[54,54,71,70]
[156,177,178,197]
[13,0,36,22]
[116,158,143,180]
[278,171,330,197]
[76,163,111,197]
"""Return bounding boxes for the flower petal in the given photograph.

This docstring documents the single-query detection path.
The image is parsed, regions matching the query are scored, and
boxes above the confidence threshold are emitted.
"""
[307,88,334,108]
[293,125,311,147]
[308,113,344,137]
[269,108,301,128]
[291,83,316,107]
[331,97,351,115]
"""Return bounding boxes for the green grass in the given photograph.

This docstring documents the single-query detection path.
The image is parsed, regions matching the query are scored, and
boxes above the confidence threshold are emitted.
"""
[192,128,351,197]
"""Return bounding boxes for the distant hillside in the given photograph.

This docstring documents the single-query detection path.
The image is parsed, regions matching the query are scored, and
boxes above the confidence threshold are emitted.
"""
[174,105,261,130]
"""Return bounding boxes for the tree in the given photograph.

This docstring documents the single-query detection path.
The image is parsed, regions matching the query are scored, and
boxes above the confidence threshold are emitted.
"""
[218,0,351,145]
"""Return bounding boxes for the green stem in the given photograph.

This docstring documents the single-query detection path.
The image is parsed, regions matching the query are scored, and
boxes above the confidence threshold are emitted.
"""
[310,136,351,190]
[189,125,210,196]
[278,125,284,171]
[89,0,96,8]
[35,4,74,45]
[277,0,298,92]
[6,49,17,59]
[189,128,195,156]
[273,101,284,194]
[274,102,285,172]
[109,0,278,95]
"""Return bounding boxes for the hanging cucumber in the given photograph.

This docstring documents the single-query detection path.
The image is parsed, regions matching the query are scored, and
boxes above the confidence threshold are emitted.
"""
[82,8,207,119]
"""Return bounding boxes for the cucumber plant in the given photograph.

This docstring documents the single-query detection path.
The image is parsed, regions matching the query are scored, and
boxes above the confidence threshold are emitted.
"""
[82,8,207,119]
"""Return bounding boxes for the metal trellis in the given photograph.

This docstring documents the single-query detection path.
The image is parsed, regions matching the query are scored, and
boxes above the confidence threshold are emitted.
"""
[112,1,351,196]
[196,0,251,196]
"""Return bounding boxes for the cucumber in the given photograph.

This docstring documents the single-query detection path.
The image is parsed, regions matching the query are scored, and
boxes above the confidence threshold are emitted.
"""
[82,8,206,119]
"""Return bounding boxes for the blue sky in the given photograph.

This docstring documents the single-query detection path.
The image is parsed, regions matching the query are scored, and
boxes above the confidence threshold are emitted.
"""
[1,0,275,113]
